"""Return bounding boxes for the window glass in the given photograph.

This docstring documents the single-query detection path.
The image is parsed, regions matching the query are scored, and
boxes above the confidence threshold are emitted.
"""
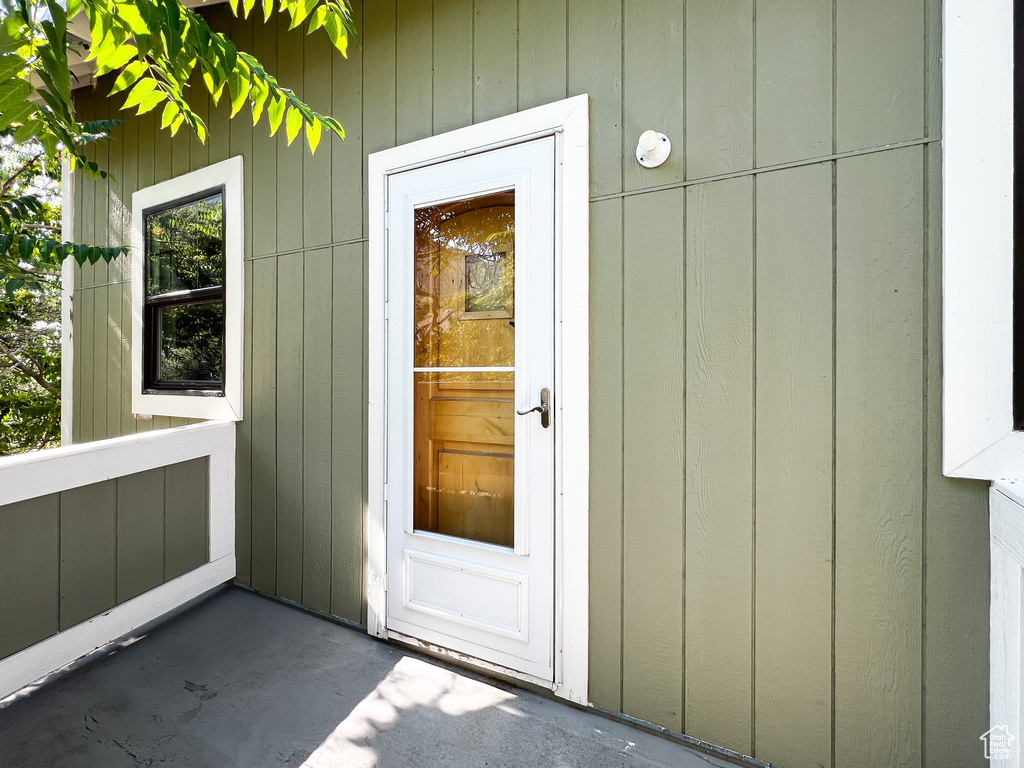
[413,191,515,369]
[143,190,225,392]
[154,302,225,384]
[145,193,224,297]
[412,190,516,548]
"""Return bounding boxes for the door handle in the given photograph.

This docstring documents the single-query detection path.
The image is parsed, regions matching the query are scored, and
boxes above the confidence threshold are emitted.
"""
[517,387,551,429]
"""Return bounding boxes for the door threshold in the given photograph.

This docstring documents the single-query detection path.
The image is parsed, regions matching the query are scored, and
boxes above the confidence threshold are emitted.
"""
[385,629,557,693]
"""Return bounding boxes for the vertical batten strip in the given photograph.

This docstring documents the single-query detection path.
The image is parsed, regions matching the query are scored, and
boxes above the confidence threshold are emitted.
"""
[251,256,279,594]
[331,0,363,242]
[622,0,685,192]
[395,0,432,145]
[622,188,685,732]
[472,0,517,124]
[566,0,621,198]
[276,15,304,255]
[228,4,255,587]
[683,177,754,753]
[275,251,304,602]
[752,165,834,768]
[302,249,333,613]
[516,0,568,111]
[685,0,754,179]
[361,0,396,236]
[331,243,365,623]
[432,0,473,136]
[834,0,924,152]
[588,197,624,712]
[303,28,334,247]
[834,147,924,768]
[252,6,279,259]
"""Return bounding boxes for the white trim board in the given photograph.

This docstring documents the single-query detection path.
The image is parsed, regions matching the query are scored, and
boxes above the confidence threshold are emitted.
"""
[0,557,234,702]
[60,156,74,446]
[366,94,590,705]
[131,156,245,421]
[0,419,234,505]
[942,0,1021,480]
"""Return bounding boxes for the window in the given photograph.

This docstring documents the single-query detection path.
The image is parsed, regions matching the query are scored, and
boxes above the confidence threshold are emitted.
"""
[131,157,243,421]
[143,190,225,393]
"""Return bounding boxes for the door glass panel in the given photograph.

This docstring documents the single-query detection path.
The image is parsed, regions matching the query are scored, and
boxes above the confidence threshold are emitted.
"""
[414,191,515,368]
[413,371,515,547]
[412,189,516,548]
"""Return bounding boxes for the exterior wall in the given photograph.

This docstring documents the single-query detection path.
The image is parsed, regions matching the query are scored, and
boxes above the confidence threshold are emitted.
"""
[0,458,208,661]
[68,1,991,766]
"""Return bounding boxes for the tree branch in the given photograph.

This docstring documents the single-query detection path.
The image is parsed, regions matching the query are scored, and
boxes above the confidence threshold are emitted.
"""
[1,151,44,197]
[0,337,58,397]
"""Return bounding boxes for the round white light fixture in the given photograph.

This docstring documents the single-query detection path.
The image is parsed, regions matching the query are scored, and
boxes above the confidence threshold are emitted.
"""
[636,129,671,168]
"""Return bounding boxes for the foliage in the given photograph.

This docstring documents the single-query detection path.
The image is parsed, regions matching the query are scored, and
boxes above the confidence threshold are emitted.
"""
[0,132,124,292]
[0,280,61,453]
[0,138,61,452]
[0,0,354,283]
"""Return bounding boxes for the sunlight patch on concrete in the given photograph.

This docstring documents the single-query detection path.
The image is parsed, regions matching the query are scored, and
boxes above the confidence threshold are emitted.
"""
[301,656,517,768]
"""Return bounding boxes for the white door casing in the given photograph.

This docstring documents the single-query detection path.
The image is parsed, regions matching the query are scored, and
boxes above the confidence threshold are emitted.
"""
[367,95,589,703]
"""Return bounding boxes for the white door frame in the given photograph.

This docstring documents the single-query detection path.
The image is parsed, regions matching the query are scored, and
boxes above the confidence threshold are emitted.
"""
[367,94,590,704]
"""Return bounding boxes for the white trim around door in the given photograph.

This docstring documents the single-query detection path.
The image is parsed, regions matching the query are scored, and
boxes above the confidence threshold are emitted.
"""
[367,94,590,704]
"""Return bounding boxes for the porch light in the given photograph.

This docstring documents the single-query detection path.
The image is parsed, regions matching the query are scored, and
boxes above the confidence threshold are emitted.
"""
[636,129,671,168]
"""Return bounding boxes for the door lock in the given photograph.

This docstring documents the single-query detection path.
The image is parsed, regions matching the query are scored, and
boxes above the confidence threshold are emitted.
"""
[517,387,551,429]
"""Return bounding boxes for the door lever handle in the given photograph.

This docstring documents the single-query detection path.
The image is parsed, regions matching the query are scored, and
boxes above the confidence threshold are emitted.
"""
[517,387,551,429]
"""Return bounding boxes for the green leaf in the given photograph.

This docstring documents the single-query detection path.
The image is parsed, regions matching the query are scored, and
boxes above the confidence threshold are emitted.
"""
[285,104,302,145]
[323,13,347,55]
[121,77,157,110]
[136,89,168,115]
[0,79,32,114]
[268,92,286,135]
[228,70,250,117]
[95,42,138,76]
[109,60,147,96]
[250,79,269,125]
[305,116,322,153]
[161,100,179,129]
[307,5,327,33]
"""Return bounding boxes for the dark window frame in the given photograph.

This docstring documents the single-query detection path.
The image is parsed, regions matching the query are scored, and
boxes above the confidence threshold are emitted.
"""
[142,185,227,397]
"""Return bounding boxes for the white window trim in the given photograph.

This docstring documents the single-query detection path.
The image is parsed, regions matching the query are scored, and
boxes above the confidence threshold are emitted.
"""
[366,94,590,705]
[131,156,244,422]
[942,0,1020,480]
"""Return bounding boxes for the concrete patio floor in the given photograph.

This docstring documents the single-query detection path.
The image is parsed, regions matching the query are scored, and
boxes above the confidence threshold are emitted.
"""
[0,587,736,768]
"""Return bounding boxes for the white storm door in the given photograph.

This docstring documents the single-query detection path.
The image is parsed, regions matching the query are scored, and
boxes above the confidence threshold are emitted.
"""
[385,138,555,680]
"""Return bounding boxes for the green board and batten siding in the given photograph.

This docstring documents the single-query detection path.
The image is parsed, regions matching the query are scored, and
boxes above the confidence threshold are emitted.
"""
[69,0,989,765]
[0,459,209,661]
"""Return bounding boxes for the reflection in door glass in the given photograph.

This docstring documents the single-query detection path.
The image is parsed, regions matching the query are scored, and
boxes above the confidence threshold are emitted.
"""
[413,371,514,548]
[413,190,516,548]
[414,191,515,368]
